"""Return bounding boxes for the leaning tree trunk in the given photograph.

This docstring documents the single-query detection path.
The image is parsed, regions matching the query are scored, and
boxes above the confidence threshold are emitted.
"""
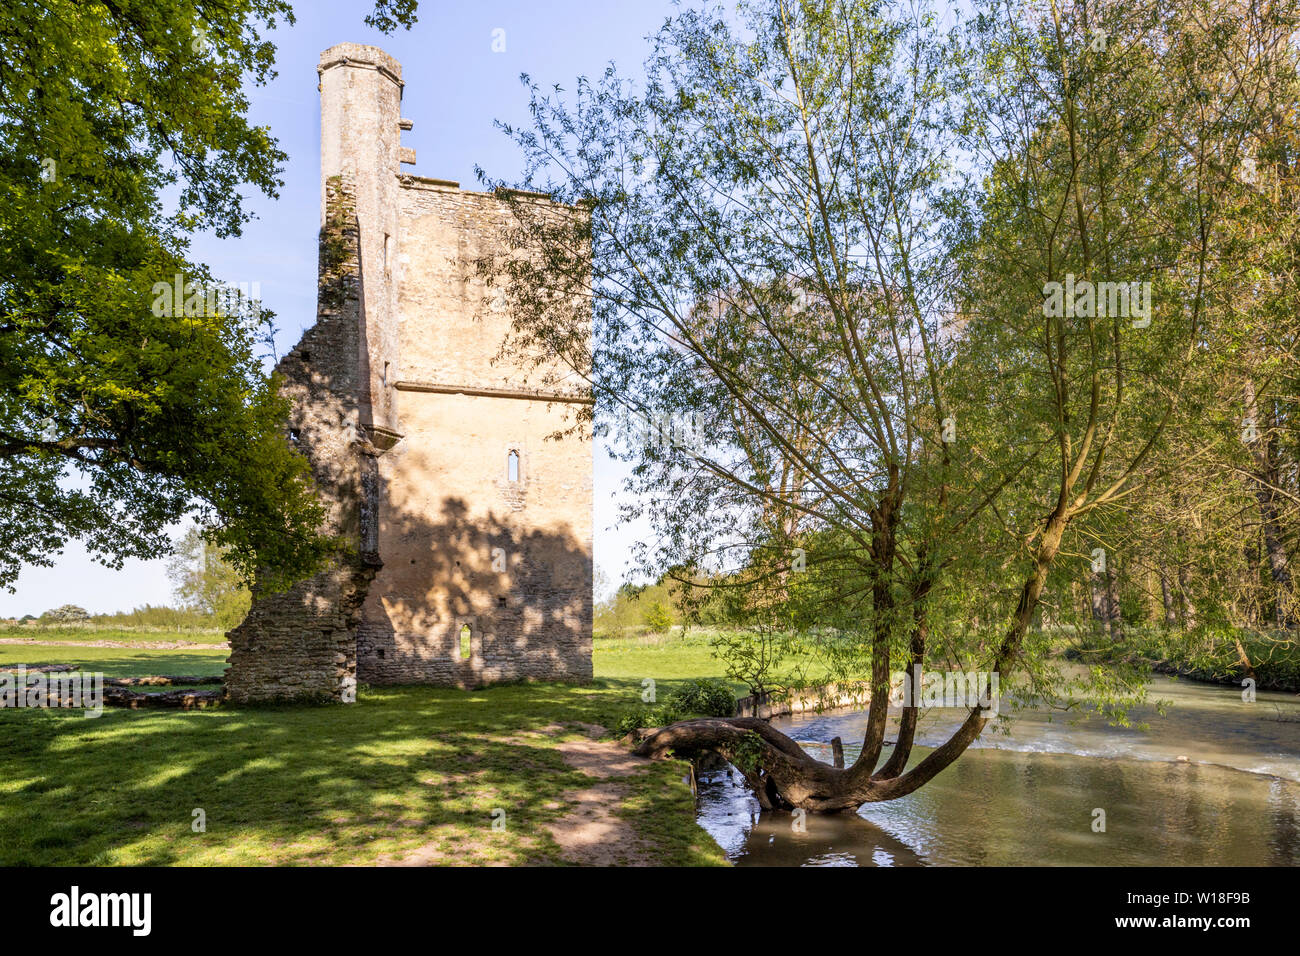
[1159,565,1178,627]
[1104,560,1123,640]
[1090,571,1109,636]
[1177,563,1197,629]
[1245,378,1295,628]
[637,512,1070,811]
[874,561,934,780]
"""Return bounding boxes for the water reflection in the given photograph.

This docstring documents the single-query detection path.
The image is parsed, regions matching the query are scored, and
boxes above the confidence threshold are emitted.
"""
[696,675,1300,866]
[697,768,927,866]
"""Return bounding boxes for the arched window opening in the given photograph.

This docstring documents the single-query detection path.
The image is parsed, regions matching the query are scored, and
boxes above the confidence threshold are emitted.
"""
[459,624,472,660]
[507,449,520,483]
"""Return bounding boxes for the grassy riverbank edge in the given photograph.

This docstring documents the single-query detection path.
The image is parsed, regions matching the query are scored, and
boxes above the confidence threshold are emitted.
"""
[1060,625,1300,692]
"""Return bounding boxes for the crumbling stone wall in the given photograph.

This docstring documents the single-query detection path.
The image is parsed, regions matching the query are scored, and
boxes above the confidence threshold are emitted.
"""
[224,179,382,703]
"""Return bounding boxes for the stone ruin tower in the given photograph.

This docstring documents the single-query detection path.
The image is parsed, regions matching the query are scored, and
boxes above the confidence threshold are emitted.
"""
[225,43,594,702]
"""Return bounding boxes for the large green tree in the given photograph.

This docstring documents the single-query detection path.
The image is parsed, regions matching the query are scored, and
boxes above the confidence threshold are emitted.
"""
[485,0,1300,810]
[0,1,419,593]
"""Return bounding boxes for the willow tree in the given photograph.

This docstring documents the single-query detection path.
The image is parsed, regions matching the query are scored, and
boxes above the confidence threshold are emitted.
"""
[483,0,1299,810]
[944,0,1300,725]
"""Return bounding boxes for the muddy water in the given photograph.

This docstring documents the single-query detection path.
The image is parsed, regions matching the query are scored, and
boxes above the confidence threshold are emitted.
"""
[696,675,1300,865]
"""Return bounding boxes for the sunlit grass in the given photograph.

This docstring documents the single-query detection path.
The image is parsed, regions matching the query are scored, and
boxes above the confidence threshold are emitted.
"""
[0,635,735,866]
[0,624,227,644]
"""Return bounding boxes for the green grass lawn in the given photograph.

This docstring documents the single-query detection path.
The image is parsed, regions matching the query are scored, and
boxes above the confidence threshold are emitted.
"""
[0,630,734,866]
[593,630,744,685]
[0,644,230,678]
[0,625,228,645]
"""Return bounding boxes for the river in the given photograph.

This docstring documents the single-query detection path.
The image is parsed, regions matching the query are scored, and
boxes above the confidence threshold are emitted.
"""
[695,674,1300,865]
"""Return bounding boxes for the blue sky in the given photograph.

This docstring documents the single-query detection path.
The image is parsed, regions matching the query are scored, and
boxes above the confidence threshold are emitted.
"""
[0,0,671,617]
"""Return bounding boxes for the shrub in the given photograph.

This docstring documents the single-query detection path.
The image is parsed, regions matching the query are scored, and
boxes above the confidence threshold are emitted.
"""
[42,604,90,623]
[644,601,673,633]
[614,677,736,735]
[669,678,736,717]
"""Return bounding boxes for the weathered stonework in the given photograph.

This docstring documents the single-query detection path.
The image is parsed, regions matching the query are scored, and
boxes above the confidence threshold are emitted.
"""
[225,43,593,701]
[225,177,382,704]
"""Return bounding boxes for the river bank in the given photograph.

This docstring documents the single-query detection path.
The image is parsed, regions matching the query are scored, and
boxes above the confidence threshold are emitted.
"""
[1065,626,1300,693]
[698,673,1300,866]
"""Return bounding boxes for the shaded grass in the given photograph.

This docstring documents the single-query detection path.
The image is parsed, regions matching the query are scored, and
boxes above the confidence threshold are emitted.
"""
[0,637,733,866]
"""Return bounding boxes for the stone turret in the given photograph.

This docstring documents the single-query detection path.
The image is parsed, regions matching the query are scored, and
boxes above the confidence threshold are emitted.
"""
[224,46,411,704]
[317,43,408,447]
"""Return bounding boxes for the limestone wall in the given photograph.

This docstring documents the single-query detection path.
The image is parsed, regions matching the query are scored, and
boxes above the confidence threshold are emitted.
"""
[356,178,593,687]
[224,179,381,703]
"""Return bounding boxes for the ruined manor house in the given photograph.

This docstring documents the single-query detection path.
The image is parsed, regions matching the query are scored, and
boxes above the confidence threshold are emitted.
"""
[225,44,594,702]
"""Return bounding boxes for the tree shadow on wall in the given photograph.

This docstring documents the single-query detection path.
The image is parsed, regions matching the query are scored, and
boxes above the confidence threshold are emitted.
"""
[358,495,593,688]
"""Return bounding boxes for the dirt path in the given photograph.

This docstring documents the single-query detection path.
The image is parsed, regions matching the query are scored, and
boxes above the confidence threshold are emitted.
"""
[0,637,228,650]
[383,722,660,867]
[545,722,660,866]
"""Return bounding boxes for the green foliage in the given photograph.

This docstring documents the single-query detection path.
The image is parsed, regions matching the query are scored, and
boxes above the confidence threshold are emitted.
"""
[0,0,350,593]
[87,604,228,630]
[490,0,1300,759]
[166,527,251,629]
[613,677,737,736]
[1070,624,1300,692]
[0,0,435,594]
[595,578,682,635]
[666,677,737,717]
[644,601,673,633]
[363,0,421,32]
[728,732,766,776]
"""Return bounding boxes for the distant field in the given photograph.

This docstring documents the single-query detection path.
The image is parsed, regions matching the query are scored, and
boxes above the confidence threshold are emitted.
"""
[0,644,229,679]
[0,625,227,645]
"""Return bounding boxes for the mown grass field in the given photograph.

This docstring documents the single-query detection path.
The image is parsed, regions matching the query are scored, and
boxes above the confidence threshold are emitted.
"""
[0,624,228,645]
[0,644,230,678]
[0,629,738,866]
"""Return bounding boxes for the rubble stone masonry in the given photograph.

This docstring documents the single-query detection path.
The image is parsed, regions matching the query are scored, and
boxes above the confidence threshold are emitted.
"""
[225,43,592,701]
